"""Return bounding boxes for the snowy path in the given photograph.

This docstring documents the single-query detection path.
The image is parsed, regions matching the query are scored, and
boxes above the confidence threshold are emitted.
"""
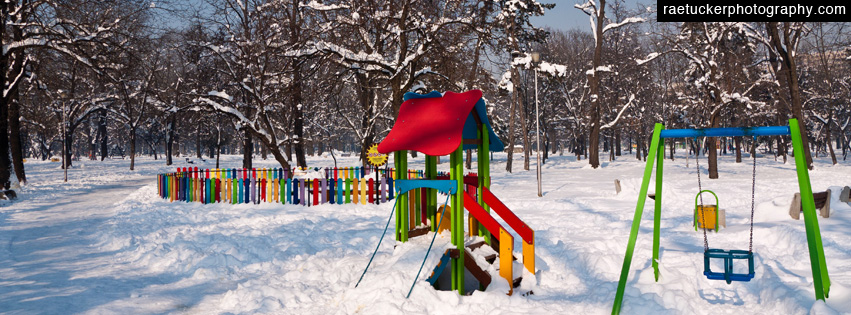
[0,176,155,314]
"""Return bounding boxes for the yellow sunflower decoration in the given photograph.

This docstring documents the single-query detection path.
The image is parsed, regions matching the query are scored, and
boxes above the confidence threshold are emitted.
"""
[366,143,387,167]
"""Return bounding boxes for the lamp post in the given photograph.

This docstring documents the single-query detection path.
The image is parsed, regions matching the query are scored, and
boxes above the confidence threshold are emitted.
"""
[531,51,542,197]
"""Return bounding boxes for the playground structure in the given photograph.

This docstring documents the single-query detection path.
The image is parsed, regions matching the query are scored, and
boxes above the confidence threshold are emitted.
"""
[374,90,536,296]
[611,120,831,314]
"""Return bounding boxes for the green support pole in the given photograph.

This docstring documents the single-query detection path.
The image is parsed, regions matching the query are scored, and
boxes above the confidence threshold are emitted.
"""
[426,155,437,231]
[612,123,664,315]
[394,151,402,241]
[478,125,492,244]
[399,150,409,242]
[789,118,830,300]
[450,145,465,295]
[653,137,664,281]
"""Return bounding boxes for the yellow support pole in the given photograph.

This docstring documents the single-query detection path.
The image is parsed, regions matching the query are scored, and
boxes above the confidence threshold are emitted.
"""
[522,230,535,274]
[499,228,514,296]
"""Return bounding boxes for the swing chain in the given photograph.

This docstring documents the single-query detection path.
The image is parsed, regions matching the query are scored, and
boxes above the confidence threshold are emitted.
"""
[749,136,757,253]
[694,137,709,252]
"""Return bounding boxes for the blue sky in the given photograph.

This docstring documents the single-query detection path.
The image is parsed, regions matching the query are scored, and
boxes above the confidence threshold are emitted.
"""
[531,0,649,32]
[167,0,648,32]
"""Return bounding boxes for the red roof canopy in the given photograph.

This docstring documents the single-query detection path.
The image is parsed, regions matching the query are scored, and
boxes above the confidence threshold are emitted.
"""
[377,90,481,156]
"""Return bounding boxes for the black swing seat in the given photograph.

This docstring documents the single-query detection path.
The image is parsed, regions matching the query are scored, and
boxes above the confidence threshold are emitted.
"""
[703,249,755,284]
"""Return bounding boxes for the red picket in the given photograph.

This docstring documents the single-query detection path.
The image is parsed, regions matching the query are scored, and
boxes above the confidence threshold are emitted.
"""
[368,178,375,204]
[312,179,319,206]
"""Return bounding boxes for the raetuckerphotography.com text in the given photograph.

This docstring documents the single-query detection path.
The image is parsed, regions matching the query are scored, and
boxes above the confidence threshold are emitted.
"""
[657,1,849,22]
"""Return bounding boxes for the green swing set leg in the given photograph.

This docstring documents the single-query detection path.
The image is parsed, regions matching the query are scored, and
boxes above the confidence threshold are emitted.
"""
[790,119,830,300]
[612,123,664,315]
[653,135,664,281]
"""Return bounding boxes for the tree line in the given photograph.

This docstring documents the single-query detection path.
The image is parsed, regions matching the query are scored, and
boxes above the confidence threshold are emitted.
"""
[1,0,849,189]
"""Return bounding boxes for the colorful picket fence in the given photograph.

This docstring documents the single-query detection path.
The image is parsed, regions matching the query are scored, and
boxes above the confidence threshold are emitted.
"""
[157,166,431,206]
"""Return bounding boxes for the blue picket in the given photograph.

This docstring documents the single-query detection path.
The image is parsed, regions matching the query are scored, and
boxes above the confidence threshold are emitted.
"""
[381,177,387,203]
[286,178,292,204]
[320,178,327,204]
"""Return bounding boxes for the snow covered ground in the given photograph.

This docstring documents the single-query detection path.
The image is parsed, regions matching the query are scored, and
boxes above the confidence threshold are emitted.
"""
[1,151,850,314]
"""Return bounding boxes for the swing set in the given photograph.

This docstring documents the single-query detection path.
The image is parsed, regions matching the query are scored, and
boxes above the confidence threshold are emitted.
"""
[612,119,830,314]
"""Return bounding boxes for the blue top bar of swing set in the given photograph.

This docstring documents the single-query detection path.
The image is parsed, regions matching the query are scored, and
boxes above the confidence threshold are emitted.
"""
[659,126,790,139]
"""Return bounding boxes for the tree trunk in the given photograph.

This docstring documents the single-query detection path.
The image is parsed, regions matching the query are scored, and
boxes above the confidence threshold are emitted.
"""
[826,122,837,165]
[616,131,622,156]
[521,100,530,171]
[63,126,74,168]
[608,132,614,162]
[216,141,221,169]
[506,66,520,173]
[0,1,10,189]
[669,139,675,160]
[587,0,606,169]
[8,90,25,185]
[129,129,136,170]
[767,22,812,169]
[544,127,551,163]
[268,143,291,171]
[87,119,96,160]
[149,141,158,160]
[165,115,174,165]
[778,136,787,163]
[292,69,307,168]
[243,130,252,169]
[5,17,26,184]
[708,111,720,179]
[636,133,642,160]
[98,109,109,165]
[627,135,632,154]
[0,86,9,189]
[735,136,742,163]
[8,98,25,183]
[196,123,202,158]
[356,71,375,170]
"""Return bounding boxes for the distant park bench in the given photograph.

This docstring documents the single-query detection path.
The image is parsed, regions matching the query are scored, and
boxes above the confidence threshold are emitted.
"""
[789,186,850,220]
